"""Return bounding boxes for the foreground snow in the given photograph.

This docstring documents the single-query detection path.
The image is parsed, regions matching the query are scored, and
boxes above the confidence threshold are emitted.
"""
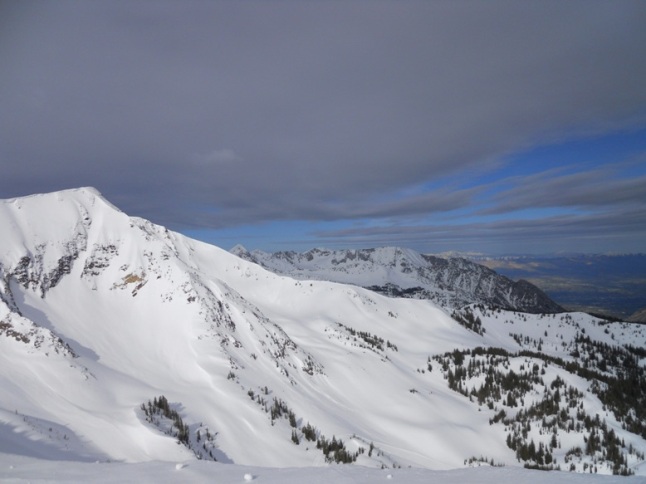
[1,453,643,484]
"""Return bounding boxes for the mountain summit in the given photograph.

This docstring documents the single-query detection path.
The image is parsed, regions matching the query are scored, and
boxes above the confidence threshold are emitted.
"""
[1,189,645,477]
[232,246,563,313]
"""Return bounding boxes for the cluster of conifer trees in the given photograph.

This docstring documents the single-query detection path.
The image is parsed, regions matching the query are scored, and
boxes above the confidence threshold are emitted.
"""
[245,385,360,464]
[450,307,485,335]
[432,344,643,475]
[140,395,218,461]
[336,322,398,353]
[141,395,189,444]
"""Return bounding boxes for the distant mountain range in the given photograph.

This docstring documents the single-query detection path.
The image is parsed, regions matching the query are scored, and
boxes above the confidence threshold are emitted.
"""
[1,188,645,478]
[231,246,564,314]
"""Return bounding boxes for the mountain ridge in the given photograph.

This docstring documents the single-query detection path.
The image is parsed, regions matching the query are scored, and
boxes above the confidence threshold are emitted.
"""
[231,245,564,314]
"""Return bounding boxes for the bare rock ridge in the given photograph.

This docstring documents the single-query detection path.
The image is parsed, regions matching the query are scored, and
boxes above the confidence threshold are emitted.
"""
[231,246,564,314]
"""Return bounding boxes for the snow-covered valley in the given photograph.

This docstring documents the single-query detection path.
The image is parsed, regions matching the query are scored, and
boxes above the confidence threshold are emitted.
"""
[1,188,645,482]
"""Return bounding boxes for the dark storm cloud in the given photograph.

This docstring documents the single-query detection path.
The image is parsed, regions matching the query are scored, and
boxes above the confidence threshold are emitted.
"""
[1,1,646,234]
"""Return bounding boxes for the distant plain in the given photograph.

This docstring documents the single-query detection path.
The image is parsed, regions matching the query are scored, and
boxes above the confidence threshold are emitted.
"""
[476,254,646,320]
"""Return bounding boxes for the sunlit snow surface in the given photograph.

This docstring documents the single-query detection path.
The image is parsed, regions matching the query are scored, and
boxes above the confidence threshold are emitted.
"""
[1,188,645,482]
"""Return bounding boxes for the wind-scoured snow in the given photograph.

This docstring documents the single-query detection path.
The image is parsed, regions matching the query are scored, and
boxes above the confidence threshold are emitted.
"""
[0,188,645,482]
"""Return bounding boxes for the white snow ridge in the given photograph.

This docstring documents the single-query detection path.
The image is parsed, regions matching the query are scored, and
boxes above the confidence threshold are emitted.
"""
[0,188,645,483]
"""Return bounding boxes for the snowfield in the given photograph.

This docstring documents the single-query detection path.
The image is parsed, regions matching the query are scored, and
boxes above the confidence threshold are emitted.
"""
[0,188,645,482]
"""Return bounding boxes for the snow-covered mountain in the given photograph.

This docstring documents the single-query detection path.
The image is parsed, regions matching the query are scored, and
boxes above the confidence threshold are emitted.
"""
[232,246,564,313]
[1,188,645,480]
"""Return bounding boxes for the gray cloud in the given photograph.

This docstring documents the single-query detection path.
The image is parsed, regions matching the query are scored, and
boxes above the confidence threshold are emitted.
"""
[483,167,646,214]
[1,0,646,251]
[312,209,646,255]
[175,184,483,229]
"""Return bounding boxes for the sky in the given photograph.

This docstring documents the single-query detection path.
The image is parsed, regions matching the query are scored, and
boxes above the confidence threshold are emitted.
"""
[1,0,646,255]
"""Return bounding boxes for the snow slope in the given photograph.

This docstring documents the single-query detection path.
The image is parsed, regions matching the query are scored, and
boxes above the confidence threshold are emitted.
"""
[0,188,645,480]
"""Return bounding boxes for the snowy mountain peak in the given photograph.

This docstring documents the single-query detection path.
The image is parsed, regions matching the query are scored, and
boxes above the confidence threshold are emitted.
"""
[4,186,119,214]
[230,243,249,256]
